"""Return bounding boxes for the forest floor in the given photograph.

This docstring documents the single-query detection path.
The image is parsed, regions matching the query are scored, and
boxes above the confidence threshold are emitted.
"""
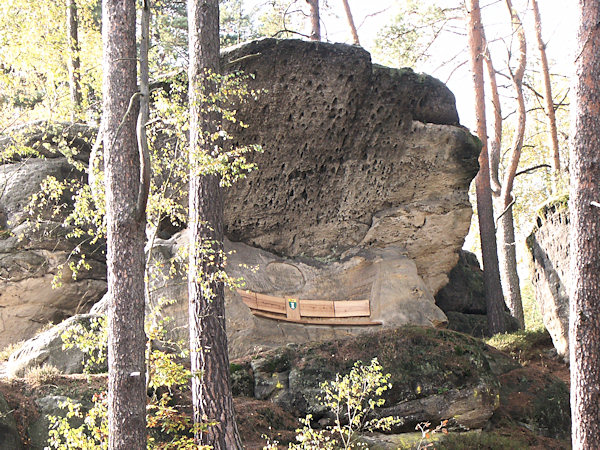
[0,328,571,449]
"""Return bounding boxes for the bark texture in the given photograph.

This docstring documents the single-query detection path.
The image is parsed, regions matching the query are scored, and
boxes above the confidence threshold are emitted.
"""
[187,0,242,447]
[570,1,600,448]
[101,0,147,449]
[66,0,82,117]
[466,0,506,334]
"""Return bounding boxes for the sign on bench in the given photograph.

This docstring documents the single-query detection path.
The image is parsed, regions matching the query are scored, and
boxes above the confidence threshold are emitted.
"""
[237,290,382,326]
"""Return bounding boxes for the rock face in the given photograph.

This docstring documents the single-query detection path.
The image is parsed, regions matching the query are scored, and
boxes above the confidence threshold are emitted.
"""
[222,39,479,294]
[526,202,570,360]
[6,314,104,377]
[0,123,107,349]
[150,232,448,359]
[0,39,479,353]
[235,327,518,432]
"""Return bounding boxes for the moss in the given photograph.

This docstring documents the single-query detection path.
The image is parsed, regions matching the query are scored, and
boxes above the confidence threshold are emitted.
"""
[532,380,571,439]
[486,328,552,358]
[436,431,528,449]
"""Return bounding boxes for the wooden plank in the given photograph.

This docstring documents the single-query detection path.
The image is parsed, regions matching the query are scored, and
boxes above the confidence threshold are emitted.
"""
[251,310,382,326]
[255,292,286,314]
[286,298,301,321]
[334,299,370,318]
[300,300,335,317]
[238,290,257,309]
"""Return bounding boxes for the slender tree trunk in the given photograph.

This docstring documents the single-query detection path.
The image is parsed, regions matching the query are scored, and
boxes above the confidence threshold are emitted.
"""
[306,0,320,41]
[66,0,82,118]
[482,31,502,196]
[497,0,526,329]
[187,0,242,448]
[570,1,600,447]
[341,0,360,45]
[467,0,506,335]
[532,0,560,181]
[102,0,147,448]
[497,207,524,327]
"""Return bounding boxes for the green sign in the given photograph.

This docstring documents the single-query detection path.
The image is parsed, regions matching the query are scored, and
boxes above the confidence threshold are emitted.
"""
[288,299,297,310]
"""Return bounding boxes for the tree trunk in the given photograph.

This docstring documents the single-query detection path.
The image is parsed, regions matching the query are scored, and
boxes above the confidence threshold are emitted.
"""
[482,30,502,196]
[496,0,526,329]
[306,0,320,41]
[341,0,360,45]
[187,0,242,448]
[497,206,524,327]
[66,0,82,118]
[466,0,506,335]
[570,1,600,447]
[532,0,560,180]
[101,0,147,449]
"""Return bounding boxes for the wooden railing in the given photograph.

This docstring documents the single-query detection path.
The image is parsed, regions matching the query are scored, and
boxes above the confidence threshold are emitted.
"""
[237,290,382,326]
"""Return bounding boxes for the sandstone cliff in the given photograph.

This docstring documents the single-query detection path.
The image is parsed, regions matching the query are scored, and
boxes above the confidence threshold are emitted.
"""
[0,39,480,354]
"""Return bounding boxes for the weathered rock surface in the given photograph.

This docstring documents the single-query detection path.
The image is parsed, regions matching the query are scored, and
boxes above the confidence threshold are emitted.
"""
[0,122,106,349]
[222,39,480,294]
[6,314,104,377]
[435,250,486,314]
[0,39,479,352]
[0,391,22,449]
[234,326,518,432]
[526,202,570,360]
[150,231,448,359]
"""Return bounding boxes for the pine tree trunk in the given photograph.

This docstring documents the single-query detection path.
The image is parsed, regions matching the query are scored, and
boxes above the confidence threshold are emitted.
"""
[307,0,320,41]
[341,0,360,45]
[497,206,524,327]
[467,0,506,335]
[66,0,82,118]
[187,0,242,447]
[102,0,147,448]
[570,1,600,447]
[532,0,560,179]
[495,0,526,330]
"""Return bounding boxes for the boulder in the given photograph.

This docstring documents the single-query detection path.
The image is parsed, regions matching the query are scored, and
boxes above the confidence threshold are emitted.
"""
[435,250,486,314]
[0,39,479,353]
[0,122,106,349]
[0,391,22,449]
[221,39,479,295]
[237,326,518,432]
[150,232,448,359]
[526,201,570,360]
[6,314,105,377]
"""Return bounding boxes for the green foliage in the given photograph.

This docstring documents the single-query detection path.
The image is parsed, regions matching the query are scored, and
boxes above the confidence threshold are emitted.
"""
[48,393,108,450]
[289,358,402,450]
[373,0,454,68]
[0,0,102,125]
[61,316,107,375]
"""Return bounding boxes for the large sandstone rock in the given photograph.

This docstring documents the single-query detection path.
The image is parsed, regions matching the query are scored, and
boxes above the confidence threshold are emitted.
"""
[0,122,106,349]
[0,39,479,353]
[221,39,480,294]
[5,313,104,378]
[149,231,448,359]
[526,201,570,360]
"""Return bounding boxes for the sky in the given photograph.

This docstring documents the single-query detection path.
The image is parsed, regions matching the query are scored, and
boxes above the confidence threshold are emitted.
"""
[290,0,577,132]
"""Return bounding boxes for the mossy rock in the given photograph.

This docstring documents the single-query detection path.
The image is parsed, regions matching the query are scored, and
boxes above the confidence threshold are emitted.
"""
[243,326,519,431]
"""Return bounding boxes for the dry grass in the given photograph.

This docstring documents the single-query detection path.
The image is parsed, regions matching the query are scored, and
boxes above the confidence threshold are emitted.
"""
[24,364,61,386]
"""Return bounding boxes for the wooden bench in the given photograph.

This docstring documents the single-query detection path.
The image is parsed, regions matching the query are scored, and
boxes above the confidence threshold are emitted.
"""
[237,290,382,326]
